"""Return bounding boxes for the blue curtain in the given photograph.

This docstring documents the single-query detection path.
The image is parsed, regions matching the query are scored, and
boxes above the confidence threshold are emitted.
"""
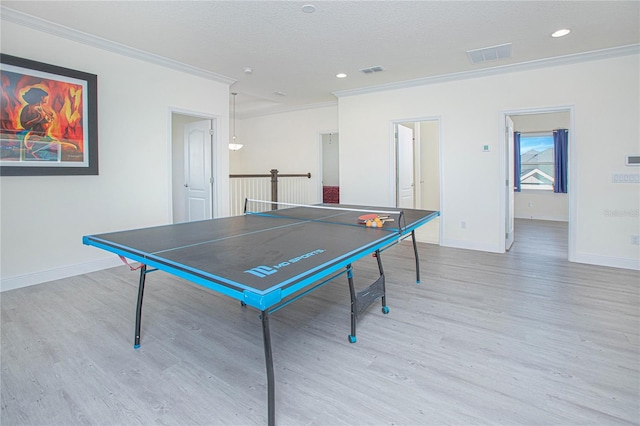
[553,129,569,193]
[514,132,521,192]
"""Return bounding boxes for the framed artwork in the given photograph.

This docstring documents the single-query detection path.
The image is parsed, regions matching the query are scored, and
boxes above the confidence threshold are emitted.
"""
[0,54,98,176]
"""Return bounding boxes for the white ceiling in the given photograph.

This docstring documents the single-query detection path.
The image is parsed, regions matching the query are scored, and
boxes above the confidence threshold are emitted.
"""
[2,1,639,117]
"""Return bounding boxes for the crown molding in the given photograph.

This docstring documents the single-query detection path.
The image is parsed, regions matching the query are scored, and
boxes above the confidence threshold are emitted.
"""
[238,100,338,120]
[333,44,640,98]
[0,6,236,85]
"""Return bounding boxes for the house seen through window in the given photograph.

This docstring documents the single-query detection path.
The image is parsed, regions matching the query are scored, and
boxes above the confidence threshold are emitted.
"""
[520,133,554,190]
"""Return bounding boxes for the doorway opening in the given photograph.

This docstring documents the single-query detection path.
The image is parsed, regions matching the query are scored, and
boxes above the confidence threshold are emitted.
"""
[392,119,441,244]
[320,132,340,204]
[170,111,217,224]
[502,107,573,259]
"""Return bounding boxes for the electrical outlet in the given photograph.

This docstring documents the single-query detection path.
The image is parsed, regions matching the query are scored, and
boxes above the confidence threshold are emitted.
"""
[528,202,533,207]
[631,235,640,245]
[461,221,466,229]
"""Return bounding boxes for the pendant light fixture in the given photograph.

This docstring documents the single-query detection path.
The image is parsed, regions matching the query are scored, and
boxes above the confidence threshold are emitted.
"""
[229,92,243,151]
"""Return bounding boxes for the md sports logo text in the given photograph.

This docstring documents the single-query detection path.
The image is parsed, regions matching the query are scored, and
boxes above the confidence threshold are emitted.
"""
[244,249,325,278]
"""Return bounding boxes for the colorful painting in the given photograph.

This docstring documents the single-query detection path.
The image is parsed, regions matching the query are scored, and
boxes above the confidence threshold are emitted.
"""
[0,54,98,175]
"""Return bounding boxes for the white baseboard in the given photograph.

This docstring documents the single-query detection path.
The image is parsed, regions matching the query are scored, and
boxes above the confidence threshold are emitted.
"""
[442,238,639,271]
[572,252,640,271]
[0,257,122,292]
[440,238,503,253]
[515,215,568,222]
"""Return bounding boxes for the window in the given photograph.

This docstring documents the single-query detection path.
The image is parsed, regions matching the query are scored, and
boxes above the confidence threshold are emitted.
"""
[519,133,554,190]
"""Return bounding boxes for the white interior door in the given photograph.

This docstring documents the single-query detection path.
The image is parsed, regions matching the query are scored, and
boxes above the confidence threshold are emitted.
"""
[505,116,515,250]
[397,124,414,208]
[184,120,212,221]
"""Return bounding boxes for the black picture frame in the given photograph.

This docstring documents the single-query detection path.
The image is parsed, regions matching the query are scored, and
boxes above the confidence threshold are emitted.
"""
[0,54,98,176]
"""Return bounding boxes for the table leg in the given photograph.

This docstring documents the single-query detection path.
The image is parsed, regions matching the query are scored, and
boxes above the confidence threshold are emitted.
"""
[411,230,421,284]
[347,264,357,343]
[134,264,147,349]
[261,310,275,426]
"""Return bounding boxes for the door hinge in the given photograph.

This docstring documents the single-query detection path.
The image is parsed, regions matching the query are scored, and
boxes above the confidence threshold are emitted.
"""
[210,177,214,184]
[209,129,214,136]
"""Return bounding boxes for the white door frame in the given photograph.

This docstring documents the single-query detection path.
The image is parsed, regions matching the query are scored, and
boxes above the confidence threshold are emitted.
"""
[500,105,576,260]
[389,117,443,203]
[505,115,515,251]
[168,108,220,223]
[389,116,444,240]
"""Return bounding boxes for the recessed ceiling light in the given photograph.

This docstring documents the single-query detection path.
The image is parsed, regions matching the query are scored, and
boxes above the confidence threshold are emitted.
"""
[551,28,571,38]
[336,73,347,78]
[274,91,286,96]
[302,4,316,13]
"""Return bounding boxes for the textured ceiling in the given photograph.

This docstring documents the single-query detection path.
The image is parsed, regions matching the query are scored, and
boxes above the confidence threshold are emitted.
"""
[2,1,639,116]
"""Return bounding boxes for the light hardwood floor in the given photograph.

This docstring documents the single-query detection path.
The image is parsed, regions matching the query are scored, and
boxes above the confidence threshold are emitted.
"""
[2,219,638,425]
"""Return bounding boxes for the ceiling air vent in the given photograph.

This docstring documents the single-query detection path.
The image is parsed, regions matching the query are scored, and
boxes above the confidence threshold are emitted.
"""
[360,66,384,74]
[466,43,512,64]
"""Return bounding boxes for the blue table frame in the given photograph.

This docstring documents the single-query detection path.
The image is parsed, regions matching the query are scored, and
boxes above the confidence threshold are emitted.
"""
[83,205,439,425]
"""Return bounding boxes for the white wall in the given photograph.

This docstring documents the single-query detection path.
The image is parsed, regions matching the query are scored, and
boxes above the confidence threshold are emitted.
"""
[1,21,230,290]
[2,23,637,294]
[511,112,570,221]
[514,191,568,221]
[337,54,639,269]
[230,105,338,203]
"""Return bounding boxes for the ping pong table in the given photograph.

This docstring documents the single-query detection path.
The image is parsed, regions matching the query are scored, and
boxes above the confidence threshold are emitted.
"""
[83,201,439,425]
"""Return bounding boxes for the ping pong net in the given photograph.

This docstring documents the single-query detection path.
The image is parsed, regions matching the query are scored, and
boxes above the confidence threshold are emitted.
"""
[244,199,406,232]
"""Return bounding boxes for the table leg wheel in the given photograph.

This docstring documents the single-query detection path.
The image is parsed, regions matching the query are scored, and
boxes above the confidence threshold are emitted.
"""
[382,306,389,314]
[348,335,357,344]
[240,301,246,307]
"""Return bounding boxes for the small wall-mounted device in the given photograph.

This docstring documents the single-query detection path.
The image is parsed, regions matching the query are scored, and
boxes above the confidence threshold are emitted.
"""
[626,155,640,166]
